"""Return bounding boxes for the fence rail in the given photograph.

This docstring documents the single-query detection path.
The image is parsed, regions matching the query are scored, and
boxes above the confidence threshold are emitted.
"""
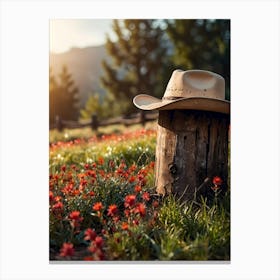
[50,112,159,131]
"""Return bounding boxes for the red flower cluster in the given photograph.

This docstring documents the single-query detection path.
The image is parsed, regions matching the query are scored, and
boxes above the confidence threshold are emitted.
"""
[49,145,157,260]
[135,203,146,217]
[84,229,105,260]
[124,195,136,208]
[52,201,63,217]
[107,204,118,217]
[142,192,150,201]
[50,129,156,151]
[84,228,97,241]
[69,211,83,228]
[60,242,74,257]
[93,202,103,211]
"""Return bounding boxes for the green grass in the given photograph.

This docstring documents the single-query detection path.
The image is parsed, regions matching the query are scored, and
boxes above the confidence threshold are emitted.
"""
[49,127,230,261]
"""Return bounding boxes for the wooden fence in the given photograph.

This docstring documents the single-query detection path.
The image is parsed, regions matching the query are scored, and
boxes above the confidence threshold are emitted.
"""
[50,111,159,132]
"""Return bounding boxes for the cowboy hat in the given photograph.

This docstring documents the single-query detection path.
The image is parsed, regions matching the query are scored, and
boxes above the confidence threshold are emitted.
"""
[133,69,230,114]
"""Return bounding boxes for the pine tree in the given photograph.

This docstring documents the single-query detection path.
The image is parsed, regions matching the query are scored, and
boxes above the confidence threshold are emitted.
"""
[49,67,59,125]
[80,92,120,120]
[101,19,169,115]
[58,65,80,120]
[166,19,230,99]
[49,65,80,124]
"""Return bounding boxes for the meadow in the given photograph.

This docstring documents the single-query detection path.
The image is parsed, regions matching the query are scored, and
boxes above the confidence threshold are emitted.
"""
[49,124,230,261]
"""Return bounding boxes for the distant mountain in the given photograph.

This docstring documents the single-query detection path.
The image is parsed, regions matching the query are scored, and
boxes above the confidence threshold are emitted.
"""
[49,45,109,107]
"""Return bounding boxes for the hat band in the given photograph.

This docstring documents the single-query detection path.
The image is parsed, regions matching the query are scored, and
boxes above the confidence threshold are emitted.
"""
[163,96,184,101]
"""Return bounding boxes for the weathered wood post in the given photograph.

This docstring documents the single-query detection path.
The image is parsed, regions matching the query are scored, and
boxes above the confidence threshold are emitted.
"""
[155,110,229,201]
[91,114,99,131]
[133,69,230,202]
[140,111,146,127]
[55,115,63,132]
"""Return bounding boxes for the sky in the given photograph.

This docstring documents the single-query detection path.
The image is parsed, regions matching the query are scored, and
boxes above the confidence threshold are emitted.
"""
[50,19,115,53]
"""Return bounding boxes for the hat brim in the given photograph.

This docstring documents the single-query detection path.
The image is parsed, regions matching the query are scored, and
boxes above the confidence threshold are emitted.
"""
[133,94,230,114]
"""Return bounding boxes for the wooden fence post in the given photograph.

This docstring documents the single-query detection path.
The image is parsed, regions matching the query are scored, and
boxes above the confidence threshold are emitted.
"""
[140,111,146,127]
[55,115,63,132]
[91,114,99,131]
[155,109,230,202]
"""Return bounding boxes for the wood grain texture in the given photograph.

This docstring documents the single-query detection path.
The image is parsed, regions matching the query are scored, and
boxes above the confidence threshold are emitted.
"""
[155,110,229,201]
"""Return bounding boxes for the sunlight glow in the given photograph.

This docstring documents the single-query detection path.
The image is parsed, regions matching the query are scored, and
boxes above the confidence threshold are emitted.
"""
[50,19,114,53]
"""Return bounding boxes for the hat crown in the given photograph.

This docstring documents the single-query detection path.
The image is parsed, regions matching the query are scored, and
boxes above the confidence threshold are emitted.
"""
[164,69,225,100]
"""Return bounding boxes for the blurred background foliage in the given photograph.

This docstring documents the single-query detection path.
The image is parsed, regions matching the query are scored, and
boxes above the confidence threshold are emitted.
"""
[49,19,230,125]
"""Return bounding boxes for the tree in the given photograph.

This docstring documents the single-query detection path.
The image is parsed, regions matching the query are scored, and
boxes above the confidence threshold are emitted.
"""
[49,67,59,125]
[166,19,230,100]
[101,19,169,115]
[49,65,80,125]
[58,65,80,120]
[80,92,121,120]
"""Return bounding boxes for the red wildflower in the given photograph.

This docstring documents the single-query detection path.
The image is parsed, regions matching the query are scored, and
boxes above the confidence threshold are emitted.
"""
[80,179,87,187]
[116,168,124,176]
[107,204,118,217]
[152,200,159,208]
[54,196,62,202]
[121,222,129,230]
[52,201,63,211]
[84,163,90,170]
[59,242,74,257]
[134,185,142,193]
[49,191,54,202]
[86,170,96,178]
[73,189,80,196]
[78,173,85,180]
[212,176,223,186]
[94,236,104,248]
[69,211,82,221]
[137,172,147,186]
[98,157,104,165]
[88,191,95,197]
[69,211,83,228]
[124,194,136,208]
[129,176,136,183]
[99,170,105,177]
[109,160,115,168]
[142,192,150,201]
[84,228,97,241]
[211,176,223,192]
[61,165,66,172]
[62,183,74,195]
[92,202,103,211]
[124,209,131,217]
[129,164,137,172]
[135,203,146,217]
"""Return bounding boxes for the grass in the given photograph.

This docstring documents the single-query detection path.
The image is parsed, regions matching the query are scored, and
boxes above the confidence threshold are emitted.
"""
[49,125,230,261]
[49,121,157,143]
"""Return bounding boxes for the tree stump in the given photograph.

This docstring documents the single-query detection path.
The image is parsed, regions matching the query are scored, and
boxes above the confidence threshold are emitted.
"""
[155,110,230,201]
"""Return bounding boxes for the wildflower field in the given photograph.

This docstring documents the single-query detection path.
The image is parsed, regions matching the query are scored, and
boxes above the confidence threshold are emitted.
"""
[49,126,230,261]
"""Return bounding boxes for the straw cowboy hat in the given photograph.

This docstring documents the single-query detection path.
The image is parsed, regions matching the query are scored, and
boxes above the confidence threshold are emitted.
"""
[133,69,230,114]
